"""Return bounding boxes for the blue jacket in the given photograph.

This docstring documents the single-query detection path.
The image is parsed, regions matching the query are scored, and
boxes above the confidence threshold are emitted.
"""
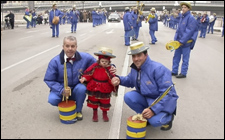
[44,50,96,96]
[70,10,80,23]
[123,11,133,31]
[132,11,143,27]
[148,13,158,31]
[49,9,63,25]
[119,57,178,115]
[174,11,198,49]
[200,15,209,29]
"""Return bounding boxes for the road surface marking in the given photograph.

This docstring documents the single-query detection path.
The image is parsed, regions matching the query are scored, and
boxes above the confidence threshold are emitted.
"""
[18,36,32,40]
[1,45,60,72]
[108,47,130,139]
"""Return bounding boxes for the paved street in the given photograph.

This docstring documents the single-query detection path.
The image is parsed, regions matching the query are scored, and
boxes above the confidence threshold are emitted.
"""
[1,21,224,139]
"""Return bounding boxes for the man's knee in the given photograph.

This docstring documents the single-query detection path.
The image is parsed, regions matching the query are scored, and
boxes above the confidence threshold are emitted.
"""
[48,92,61,106]
[48,97,60,106]
[74,83,87,95]
[148,117,162,127]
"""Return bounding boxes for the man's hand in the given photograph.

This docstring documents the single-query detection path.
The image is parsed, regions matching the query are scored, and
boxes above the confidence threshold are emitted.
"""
[111,77,120,86]
[110,65,117,75]
[62,87,71,98]
[142,108,155,119]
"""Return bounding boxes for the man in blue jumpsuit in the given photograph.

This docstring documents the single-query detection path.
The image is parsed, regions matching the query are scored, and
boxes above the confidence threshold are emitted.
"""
[49,4,62,37]
[132,7,144,41]
[70,5,80,33]
[148,7,158,44]
[123,7,133,46]
[44,36,117,123]
[171,2,198,78]
[199,12,209,38]
[111,42,178,131]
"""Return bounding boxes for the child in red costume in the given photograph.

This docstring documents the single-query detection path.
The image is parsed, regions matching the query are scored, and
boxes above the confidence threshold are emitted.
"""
[79,47,117,122]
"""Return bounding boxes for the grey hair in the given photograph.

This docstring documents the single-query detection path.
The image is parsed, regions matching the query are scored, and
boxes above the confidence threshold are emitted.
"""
[63,36,77,45]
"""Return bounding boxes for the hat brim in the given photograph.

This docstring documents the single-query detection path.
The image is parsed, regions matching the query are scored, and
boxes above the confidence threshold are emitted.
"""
[128,46,149,55]
[180,2,192,10]
[94,52,116,58]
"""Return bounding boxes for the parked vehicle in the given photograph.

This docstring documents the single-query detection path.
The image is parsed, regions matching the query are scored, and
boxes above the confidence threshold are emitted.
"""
[108,13,121,22]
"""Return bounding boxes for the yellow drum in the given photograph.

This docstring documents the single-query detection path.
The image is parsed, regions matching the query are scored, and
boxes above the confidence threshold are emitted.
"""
[126,116,147,139]
[58,100,77,124]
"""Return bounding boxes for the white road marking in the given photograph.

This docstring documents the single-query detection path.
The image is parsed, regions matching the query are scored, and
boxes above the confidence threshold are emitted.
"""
[106,29,114,34]
[80,33,86,36]
[18,36,32,40]
[1,45,60,72]
[108,47,130,139]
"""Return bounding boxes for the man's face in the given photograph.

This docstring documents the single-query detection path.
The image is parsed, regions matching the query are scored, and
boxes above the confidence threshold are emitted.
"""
[99,58,110,67]
[63,39,77,58]
[132,52,147,69]
[181,5,189,14]
[53,5,57,10]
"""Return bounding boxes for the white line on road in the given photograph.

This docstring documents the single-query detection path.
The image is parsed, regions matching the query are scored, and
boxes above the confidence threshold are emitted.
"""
[40,32,49,34]
[108,47,130,139]
[80,33,86,37]
[1,45,60,72]
[18,36,32,40]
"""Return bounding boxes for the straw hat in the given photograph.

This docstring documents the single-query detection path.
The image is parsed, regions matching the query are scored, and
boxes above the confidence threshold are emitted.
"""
[128,42,149,55]
[125,7,130,11]
[94,47,116,58]
[52,3,57,7]
[150,7,156,12]
[73,5,76,8]
[180,1,192,10]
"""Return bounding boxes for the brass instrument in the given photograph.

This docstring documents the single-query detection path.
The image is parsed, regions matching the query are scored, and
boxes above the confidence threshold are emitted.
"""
[145,13,155,23]
[136,1,145,23]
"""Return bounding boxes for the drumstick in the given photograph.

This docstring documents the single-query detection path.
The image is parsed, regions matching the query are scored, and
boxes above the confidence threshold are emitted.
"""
[148,83,175,109]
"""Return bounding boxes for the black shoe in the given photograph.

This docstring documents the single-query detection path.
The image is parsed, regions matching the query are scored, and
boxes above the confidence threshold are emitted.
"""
[160,115,174,131]
[176,73,186,78]
[52,36,55,37]
[171,72,178,76]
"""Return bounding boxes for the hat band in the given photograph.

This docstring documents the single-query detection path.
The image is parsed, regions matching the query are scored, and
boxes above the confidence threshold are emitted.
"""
[130,44,144,50]
[129,46,148,55]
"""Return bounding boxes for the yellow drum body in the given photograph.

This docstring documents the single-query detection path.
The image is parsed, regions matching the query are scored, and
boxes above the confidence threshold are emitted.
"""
[58,100,77,124]
[126,116,147,139]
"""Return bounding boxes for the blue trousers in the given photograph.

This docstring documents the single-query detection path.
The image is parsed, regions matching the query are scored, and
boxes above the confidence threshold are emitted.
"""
[149,30,157,43]
[71,22,78,32]
[172,46,191,76]
[124,90,173,127]
[207,24,214,34]
[200,27,207,38]
[134,26,140,39]
[48,83,87,113]
[124,30,131,46]
[52,24,59,37]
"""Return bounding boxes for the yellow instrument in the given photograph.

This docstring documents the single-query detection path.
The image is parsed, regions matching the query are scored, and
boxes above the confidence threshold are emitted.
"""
[63,62,71,103]
[136,1,145,23]
[145,13,155,23]
[166,41,181,51]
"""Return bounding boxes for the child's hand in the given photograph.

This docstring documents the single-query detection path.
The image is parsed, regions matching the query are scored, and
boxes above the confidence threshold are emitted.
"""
[79,77,86,83]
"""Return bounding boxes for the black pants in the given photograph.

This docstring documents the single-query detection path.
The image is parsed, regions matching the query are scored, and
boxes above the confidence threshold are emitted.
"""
[9,19,14,29]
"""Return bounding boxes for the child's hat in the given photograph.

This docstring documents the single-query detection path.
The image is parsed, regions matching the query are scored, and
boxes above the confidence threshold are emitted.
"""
[94,47,116,58]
